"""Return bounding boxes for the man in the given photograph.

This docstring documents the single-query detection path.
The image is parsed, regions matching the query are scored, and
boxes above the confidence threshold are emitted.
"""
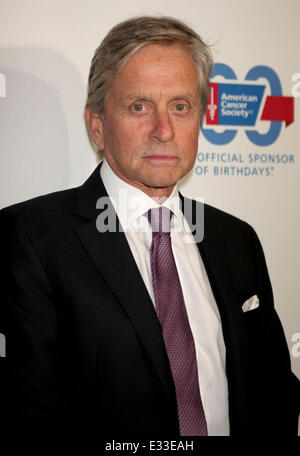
[0,16,299,441]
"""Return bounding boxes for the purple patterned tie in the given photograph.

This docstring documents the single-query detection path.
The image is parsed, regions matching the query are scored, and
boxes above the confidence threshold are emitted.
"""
[148,206,208,436]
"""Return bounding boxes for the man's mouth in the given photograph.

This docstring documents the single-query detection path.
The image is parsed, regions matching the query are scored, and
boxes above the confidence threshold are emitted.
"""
[143,155,180,161]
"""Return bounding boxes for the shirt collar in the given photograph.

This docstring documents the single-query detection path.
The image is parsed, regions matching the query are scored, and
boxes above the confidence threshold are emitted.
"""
[100,159,187,233]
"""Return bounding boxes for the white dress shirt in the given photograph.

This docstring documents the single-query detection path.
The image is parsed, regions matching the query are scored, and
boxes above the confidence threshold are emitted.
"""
[100,159,230,436]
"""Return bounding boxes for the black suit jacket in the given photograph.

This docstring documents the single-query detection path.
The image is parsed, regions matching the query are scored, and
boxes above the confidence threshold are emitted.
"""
[0,163,299,442]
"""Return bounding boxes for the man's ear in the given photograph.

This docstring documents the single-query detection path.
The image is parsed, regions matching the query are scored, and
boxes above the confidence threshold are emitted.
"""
[85,108,104,150]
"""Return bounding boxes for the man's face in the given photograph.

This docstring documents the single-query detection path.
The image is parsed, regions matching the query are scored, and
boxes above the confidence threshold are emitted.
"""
[92,44,201,197]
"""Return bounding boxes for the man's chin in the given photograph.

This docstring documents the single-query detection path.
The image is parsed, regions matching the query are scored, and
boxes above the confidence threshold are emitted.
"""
[138,179,178,198]
[144,177,177,190]
[144,169,183,186]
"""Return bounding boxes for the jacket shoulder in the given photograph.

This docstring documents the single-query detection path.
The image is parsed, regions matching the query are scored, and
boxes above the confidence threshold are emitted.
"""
[0,188,77,223]
[204,202,250,230]
[182,194,253,235]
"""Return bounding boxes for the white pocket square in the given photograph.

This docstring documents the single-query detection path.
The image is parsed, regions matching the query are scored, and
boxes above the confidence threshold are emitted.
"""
[242,295,259,313]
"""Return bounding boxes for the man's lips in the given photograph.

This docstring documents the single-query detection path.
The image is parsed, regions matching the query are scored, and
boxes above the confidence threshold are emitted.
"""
[143,155,180,161]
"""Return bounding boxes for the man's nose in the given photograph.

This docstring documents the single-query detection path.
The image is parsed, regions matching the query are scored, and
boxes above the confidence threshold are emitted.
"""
[149,110,175,142]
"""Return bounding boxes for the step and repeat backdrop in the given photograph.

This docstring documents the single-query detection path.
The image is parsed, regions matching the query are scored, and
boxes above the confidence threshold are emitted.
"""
[0,0,299,429]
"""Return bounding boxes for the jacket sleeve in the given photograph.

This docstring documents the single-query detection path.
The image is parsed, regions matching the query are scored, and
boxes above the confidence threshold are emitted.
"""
[0,207,69,441]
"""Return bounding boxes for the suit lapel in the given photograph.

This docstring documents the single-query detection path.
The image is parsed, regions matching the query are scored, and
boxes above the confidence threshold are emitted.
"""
[74,164,176,401]
[180,195,250,434]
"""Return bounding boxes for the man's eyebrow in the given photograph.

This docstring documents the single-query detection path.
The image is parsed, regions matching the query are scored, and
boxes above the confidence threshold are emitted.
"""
[118,93,198,104]
[169,94,197,103]
[120,95,152,103]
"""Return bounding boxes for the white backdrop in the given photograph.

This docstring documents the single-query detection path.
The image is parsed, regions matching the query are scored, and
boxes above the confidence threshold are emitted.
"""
[0,0,299,430]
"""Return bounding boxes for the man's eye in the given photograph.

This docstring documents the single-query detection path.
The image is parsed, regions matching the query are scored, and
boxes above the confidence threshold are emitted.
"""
[175,103,187,112]
[132,103,145,112]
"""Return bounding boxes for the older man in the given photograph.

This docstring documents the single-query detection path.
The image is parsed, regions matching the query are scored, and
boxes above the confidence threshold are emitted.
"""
[0,16,299,442]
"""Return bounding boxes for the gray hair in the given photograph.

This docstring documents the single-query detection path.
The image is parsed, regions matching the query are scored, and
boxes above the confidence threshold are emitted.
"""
[86,16,213,157]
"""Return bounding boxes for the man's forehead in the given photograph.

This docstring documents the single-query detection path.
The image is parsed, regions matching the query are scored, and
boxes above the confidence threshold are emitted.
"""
[117,43,198,78]
[107,44,199,101]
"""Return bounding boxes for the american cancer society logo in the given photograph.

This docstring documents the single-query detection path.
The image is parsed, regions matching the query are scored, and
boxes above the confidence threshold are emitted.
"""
[196,63,295,177]
[206,82,293,128]
[202,63,294,146]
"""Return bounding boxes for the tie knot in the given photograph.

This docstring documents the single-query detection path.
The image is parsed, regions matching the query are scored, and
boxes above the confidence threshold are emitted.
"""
[147,206,172,235]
